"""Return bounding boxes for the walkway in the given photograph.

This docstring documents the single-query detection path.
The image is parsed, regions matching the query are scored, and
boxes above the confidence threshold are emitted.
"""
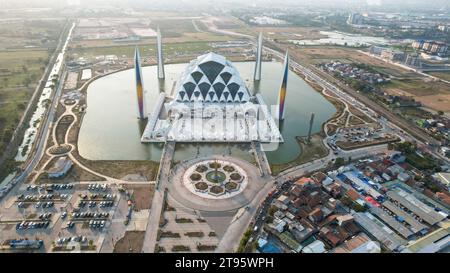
[141,141,175,253]
[252,141,272,177]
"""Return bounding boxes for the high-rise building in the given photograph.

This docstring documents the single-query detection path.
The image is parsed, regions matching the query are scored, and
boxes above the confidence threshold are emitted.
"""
[412,40,448,56]
[347,13,364,26]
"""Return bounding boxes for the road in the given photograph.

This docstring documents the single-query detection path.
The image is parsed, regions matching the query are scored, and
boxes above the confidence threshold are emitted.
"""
[215,175,274,253]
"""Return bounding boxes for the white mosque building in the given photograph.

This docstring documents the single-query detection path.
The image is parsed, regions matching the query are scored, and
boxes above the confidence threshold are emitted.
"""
[141,52,283,143]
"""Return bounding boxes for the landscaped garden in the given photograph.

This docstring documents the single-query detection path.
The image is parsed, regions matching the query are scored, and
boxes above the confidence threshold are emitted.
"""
[184,160,247,198]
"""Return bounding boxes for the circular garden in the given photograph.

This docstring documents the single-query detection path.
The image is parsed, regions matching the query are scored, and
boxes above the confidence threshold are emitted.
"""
[185,160,247,198]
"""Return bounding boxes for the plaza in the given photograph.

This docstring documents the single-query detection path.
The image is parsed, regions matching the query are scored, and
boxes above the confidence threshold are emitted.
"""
[166,156,266,212]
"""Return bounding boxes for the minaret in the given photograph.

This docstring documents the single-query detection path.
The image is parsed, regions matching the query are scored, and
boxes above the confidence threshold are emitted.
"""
[277,51,289,121]
[307,112,315,143]
[253,32,263,81]
[157,26,165,79]
[134,47,146,120]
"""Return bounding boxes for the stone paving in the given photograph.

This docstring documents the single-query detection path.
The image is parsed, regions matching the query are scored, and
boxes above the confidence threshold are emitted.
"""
[157,196,220,253]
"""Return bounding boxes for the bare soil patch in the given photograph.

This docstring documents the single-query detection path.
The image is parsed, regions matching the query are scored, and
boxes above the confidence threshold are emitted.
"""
[113,231,145,253]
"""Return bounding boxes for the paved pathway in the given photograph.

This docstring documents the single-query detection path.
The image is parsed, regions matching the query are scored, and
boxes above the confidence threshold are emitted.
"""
[252,141,272,176]
[141,141,175,252]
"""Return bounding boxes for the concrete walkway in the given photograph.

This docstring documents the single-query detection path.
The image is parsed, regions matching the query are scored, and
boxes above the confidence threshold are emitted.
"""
[141,141,175,253]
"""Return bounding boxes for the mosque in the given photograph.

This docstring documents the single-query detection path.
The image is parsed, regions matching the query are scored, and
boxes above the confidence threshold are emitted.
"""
[134,31,289,143]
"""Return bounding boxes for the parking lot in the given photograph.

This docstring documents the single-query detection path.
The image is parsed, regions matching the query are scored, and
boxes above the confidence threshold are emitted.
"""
[0,182,130,252]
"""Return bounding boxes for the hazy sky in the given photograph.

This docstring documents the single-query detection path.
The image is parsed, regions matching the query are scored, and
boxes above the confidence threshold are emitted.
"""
[1,0,449,10]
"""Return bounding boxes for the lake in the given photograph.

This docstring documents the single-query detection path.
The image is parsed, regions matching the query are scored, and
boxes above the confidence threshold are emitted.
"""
[78,61,336,165]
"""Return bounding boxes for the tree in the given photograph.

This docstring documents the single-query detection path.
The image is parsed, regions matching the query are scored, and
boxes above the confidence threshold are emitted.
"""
[334,157,345,167]
[394,141,416,154]
[268,205,278,217]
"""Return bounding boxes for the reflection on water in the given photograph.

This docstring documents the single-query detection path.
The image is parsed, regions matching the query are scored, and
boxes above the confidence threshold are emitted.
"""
[173,143,254,164]
[78,61,336,165]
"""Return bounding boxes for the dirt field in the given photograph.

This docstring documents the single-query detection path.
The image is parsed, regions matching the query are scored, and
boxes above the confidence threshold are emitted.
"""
[124,184,155,211]
[231,26,326,40]
[36,160,106,184]
[71,148,160,181]
[113,231,145,253]
[428,71,450,82]
[417,94,450,112]
[382,79,450,112]
[384,79,449,96]
[290,46,419,78]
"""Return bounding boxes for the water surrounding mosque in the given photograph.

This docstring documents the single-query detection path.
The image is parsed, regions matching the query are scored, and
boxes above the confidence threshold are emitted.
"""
[78,61,336,165]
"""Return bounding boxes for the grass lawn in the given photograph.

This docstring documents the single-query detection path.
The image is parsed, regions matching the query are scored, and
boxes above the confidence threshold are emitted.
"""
[71,32,231,48]
[271,134,329,175]
[70,41,213,59]
[406,153,437,171]
[0,19,64,49]
[0,49,49,152]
